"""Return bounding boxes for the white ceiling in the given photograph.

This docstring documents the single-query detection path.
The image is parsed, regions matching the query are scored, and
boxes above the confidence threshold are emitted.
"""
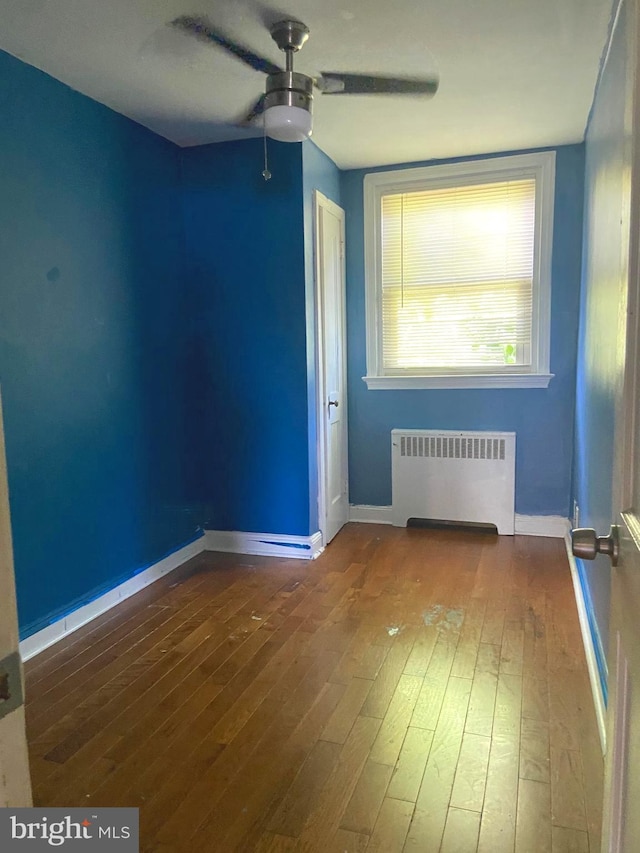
[0,0,613,169]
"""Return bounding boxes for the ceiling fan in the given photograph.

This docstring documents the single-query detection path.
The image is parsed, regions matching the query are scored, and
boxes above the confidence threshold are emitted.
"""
[172,15,439,142]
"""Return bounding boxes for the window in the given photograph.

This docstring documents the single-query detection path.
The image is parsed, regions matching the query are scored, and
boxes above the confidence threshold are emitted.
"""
[363,152,556,389]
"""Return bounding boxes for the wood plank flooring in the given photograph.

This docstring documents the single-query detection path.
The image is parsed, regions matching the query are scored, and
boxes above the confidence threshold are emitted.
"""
[24,524,604,852]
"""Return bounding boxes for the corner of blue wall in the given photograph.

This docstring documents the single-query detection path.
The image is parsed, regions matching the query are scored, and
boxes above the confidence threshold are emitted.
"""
[179,137,313,537]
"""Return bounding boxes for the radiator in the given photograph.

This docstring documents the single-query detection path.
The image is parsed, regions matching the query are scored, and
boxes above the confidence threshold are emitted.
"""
[391,429,516,534]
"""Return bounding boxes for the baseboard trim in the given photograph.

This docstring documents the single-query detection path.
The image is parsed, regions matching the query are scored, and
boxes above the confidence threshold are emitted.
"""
[514,514,570,538]
[204,529,324,560]
[349,506,568,539]
[564,533,607,754]
[19,536,207,662]
[349,505,394,524]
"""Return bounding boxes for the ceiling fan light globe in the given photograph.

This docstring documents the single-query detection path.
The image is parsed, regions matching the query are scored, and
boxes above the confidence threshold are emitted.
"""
[264,105,312,142]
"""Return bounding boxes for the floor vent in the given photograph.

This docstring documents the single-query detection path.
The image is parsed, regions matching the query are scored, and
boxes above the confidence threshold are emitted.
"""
[392,429,516,535]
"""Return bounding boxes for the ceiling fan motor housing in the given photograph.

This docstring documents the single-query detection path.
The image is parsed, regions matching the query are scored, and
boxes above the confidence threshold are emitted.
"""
[265,71,313,114]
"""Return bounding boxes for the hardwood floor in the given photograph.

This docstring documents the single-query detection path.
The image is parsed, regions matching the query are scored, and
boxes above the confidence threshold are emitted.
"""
[24,524,604,852]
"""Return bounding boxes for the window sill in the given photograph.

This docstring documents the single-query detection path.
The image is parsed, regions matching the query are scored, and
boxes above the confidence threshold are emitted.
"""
[362,373,554,390]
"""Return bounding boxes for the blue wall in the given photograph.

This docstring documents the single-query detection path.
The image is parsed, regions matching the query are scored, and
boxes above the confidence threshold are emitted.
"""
[0,50,200,637]
[302,141,341,533]
[341,145,585,516]
[573,0,629,686]
[180,138,311,536]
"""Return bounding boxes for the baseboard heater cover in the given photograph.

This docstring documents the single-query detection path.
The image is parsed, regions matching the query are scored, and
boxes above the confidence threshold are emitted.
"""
[391,429,516,535]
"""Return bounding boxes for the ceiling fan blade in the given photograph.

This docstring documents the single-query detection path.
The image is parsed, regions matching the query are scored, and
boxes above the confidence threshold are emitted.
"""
[241,94,266,125]
[172,15,282,76]
[317,72,439,96]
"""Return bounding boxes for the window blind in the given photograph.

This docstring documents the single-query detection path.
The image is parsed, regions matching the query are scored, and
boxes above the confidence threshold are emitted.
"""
[380,178,536,370]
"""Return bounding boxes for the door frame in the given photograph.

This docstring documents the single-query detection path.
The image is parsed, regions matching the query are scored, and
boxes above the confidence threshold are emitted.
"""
[617,0,640,519]
[313,190,348,545]
[0,391,33,807]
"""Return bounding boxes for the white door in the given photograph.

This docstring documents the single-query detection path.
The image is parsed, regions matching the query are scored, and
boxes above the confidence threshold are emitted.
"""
[0,393,32,806]
[572,0,640,847]
[314,191,349,545]
[601,5,640,842]
[602,236,640,843]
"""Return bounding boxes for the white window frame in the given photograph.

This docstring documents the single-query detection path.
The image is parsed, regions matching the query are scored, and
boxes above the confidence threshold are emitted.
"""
[363,151,556,390]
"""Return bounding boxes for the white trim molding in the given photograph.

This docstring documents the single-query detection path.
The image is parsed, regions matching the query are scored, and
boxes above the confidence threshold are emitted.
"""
[349,506,568,539]
[19,536,207,662]
[204,529,324,560]
[19,526,325,662]
[514,514,570,538]
[363,373,554,390]
[349,505,394,524]
[363,151,556,391]
[564,532,608,753]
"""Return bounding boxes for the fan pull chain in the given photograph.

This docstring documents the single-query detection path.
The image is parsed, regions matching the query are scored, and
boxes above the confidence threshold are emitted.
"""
[262,126,271,181]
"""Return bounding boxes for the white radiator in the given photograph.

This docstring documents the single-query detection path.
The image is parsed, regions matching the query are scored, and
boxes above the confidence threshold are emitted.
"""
[391,429,516,535]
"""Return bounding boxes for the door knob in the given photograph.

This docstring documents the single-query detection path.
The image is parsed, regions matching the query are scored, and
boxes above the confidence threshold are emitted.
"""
[571,526,619,566]
[328,400,339,408]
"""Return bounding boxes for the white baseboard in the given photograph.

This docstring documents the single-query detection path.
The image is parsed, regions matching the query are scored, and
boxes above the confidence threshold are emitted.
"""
[204,529,324,560]
[19,536,207,662]
[349,505,394,524]
[20,526,324,662]
[564,533,607,754]
[349,506,568,539]
[514,514,570,538]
